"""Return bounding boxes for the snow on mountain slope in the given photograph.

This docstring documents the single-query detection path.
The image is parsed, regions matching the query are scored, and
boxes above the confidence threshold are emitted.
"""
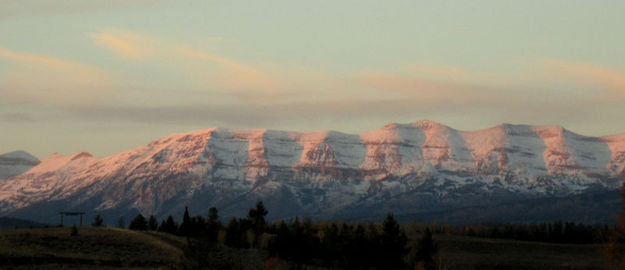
[601,134,625,176]
[0,151,40,181]
[1,121,624,223]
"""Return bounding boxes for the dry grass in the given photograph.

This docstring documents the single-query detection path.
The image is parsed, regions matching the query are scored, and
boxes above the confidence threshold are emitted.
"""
[0,227,616,269]
[0,227,190,269]
[435,234,612,270]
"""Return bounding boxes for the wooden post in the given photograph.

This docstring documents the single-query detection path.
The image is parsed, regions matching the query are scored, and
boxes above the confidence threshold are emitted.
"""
[58,211,85,226]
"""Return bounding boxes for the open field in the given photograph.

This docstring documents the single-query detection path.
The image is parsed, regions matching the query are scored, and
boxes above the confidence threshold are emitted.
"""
[0,227,616,269]
[436,235,613,270]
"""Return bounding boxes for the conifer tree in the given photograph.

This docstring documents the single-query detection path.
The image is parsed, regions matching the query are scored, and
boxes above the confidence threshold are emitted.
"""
[410,228,438,270]
[91,214,104,227]
[347,224,368,269]
[158,215,178,234]
[148,215,158,231]
[179,206,191,236]
[189,216,206,237]
[117,216,125,229]
[322,223,340,262]
[380,213,407,269]
[607,182,625,267]
[207,207,221,242]
[209,207,219,224]
[129,214,148,231]
[247,201,268,247]
[225,218,248,248]
[273,221,291,258]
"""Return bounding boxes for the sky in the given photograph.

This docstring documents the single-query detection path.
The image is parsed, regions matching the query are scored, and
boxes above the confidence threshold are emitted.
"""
[1,0,625,159]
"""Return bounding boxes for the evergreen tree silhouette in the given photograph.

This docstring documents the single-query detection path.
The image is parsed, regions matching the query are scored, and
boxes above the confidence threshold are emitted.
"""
[158,215,178,235]
[148,215,158,231]
[179,206,192,236]
[117,216,125,229]
[225,218,249,248]
[607,182,625,266]
[91,214,104,227]
[410,227,438,270]
[208,207,219,224]
[247,201,268,247]
[272,221,291,258]
[129,214,148,230]
[206,207,221,242]
[380,213,407,269]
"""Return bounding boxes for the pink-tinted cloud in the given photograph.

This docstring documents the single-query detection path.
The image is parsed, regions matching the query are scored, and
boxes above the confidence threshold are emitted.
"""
[175,47,278,92]
[403,64,486,82]
[0,46,98,70]
[91,29,151,60]
[91,28,279,95]
[540,59,625,98]
[0,46,110,105]
[351,71,503,104]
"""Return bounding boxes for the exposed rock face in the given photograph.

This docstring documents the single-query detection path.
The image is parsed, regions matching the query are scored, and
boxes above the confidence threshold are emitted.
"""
[0,151,40,181]
[1,121,624,225]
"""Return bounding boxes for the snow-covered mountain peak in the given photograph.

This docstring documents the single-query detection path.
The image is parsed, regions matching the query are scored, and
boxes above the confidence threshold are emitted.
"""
[1,122,625,224]
[411,119,449,130]
[70,152,94,160]
[26,151,97,176]
[0,151,40,163]
[148,128,216,146]
[532,125,567,138]
[0,151,40,181]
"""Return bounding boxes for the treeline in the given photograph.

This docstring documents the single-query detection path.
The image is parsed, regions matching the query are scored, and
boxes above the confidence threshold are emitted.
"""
[91,202,438,269]
[267,215,426,269]
[89,203,615,269]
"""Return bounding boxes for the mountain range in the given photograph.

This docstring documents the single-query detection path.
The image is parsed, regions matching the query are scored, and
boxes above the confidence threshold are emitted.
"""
[0,151,40,181]
[1,120,624,225]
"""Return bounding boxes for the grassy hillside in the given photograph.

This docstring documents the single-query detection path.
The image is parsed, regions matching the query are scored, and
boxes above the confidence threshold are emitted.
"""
[0,226,615,269]
[0,227,189,269]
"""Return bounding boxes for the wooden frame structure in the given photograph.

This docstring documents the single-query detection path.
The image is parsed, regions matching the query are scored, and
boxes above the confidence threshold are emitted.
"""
[59,211,85,226]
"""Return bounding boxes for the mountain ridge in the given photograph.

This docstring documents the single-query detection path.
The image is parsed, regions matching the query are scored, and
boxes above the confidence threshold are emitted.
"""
[2,120,624,224]
[0,150,40,181]
[28,120,625,162]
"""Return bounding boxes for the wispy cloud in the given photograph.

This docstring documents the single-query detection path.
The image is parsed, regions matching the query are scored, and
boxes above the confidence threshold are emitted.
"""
[351,71,503,104]
[402,64,486,82]
[0,46,98,70]
[205,36,239,43]
[175,47,278,92]
[540,59,625,98]
[0,46,110,105]
[91,28,279,95]
[91,29,151,60]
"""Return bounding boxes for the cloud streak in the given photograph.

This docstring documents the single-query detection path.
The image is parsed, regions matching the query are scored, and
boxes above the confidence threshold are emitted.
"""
[541,59,625,98]
[0,46,110,105]
[91,30,151,60]
[90,28,279,96]
[403,64,488,82]
[351,71,505,105]
[0,46,98,70]
[175,47,279,92]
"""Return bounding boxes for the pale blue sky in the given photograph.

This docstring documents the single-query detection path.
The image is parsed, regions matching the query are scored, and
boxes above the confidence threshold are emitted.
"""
[1,0,624,159]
